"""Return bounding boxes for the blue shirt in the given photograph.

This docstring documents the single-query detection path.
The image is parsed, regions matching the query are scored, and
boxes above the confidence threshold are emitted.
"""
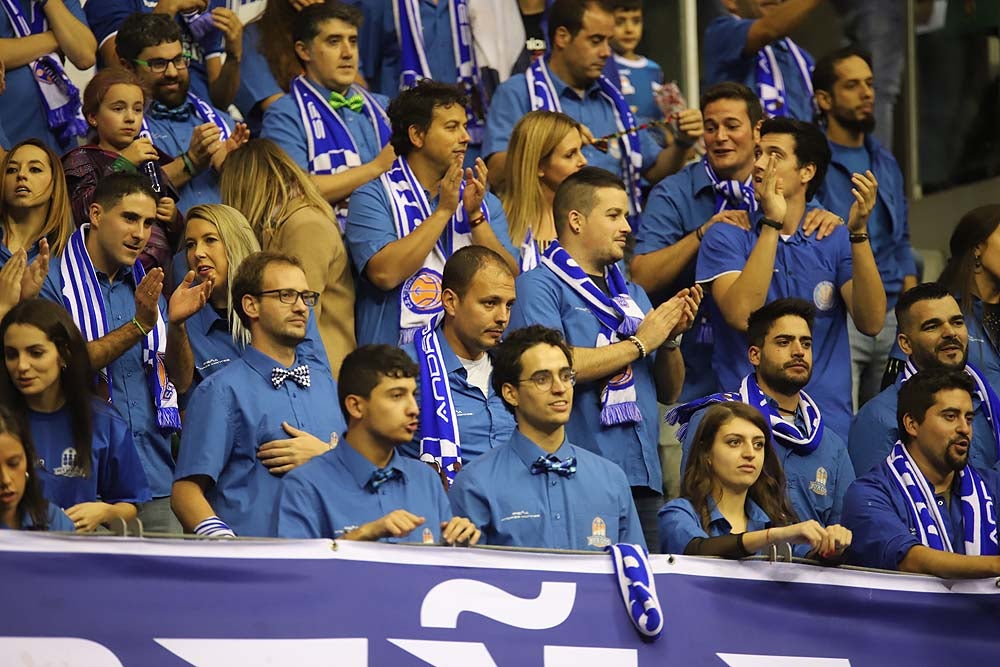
[0,0,88,152]
[174,346,347,537]
[842,458,1000,570]
[508,265,663,491]
[372,0,458,99]
[261,80,389,172]
[679,399,856,527]
[85,1,222,102]
[0,235,63,303]
[13,503,75,532]
[848,380,999,476]
[966,298,1000,391]
[144,102,235,216]
[403,333,516,462]
[345,181,516,346]
[816,135,915,308]
[29,398,151,510]
[450,431,644,550]
[274,441,452,541]
[702,14,815,122]
[483,63,661,178]
[696,219,855,440]
[232,20,282,117]
[633,161,720,401]
[613,54,664,126]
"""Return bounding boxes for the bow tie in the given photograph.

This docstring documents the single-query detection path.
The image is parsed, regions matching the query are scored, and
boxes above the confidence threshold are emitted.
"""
[148,100,194,122]
[271,365,311,389]
[531,455,577,478]
[368,467,402,491]
[329,91,364,112]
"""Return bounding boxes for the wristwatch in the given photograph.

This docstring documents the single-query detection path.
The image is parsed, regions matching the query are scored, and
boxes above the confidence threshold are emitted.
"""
[759,217,783,231]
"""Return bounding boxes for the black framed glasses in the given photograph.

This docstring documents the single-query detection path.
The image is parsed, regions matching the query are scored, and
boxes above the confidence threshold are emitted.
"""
[255,289,320,307]
[518,369,577,391]
[133,53,191,73]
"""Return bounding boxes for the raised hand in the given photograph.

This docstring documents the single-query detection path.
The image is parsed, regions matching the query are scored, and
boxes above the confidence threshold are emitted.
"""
[168,270,211,325]
[20,238,50,301]
[120,137,160,167]
[758,153,786,223]
[0,249,26,316]
[461,157,488,218]
[438,157,463,214]
[846,170,878,233]
[801,208,844,240]
[133,268,165,332]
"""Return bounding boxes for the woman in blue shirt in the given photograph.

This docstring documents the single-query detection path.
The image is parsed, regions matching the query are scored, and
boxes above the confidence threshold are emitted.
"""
[0,404,73,532]
[658,402,851,560]
[1,299,150,532]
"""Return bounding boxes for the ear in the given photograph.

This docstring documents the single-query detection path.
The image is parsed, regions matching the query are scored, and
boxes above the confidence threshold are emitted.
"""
[747,344,762,368]
[441,287,460,317]
[86,112,98,128]
[566,209,584,234]
[553,25,572,50]
[241,294,260,323]
[902,412,920,441]
[897,331,913,356]
[753,120,763,142]
[344,394,365,421]
[118,57,133,71]
[88,202,103,228]
[501,382,519,410]
[407,124,426,151]
[814,90,832,114]
[799,161,817,188]
[294,40,311,65]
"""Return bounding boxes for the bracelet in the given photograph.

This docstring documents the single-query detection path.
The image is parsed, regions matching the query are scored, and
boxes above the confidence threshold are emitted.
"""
[695,225,705,241]
[735,531,750,557]
[181,151,197,176]
[131,317,149,337]
[468,214,486,228]
[765,527,772,544]
[849,232,870,244]
[759,216,783,231]
[193,515,236,538]
[663,334,681,350]
[627,335,647,359]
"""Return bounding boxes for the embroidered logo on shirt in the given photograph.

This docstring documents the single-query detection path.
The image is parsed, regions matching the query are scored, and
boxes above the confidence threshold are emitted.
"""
[586,516,611,547]
[813,280,835,312]
[402,268,444,315]
[809,466,828,496]
[336,525,359,537]
[500,510,542,522]
[53,448,86,478]
[329,432,340,448]
[422,527,435,544]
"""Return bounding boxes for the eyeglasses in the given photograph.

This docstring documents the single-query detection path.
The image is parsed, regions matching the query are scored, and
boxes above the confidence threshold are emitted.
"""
[133,53,191,74]
[518,368,576,391]
[255,289,320,307]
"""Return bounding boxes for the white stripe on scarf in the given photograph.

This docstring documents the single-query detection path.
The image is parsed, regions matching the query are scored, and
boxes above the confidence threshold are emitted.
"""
[414,315,462,485]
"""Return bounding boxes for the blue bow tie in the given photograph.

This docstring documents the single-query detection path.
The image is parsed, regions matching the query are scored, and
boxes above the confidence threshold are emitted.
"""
[531,455,577,478]
[368,467,402,491]
[271,365,311,389]
[148,100,194,122]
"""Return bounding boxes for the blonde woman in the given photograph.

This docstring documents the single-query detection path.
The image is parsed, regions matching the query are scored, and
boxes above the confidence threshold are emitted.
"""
[219,139,355,376]
[500,111,587,270]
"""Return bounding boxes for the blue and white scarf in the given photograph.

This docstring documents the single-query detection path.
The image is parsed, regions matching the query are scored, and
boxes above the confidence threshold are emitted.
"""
[901,359,1000,461]
[393,0,485,144]
[667,373,824,456]
[60,226,180,432]
[606,543,663,640]
[755,38,814,119]
[1,0,87,144]
[525,57,644,216]
[520,228,539,272]
[381,156,486,344]
[414,314,462,486]
[704,156,758,215]
[142,93,232,140]
[291,76,391,229]
[540,241,644,425]
[886,441,998,556]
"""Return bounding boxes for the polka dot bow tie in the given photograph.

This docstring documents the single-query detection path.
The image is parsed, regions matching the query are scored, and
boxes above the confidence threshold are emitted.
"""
[531,455,577,478]
[271,365,311,389]
[368,467,402,491]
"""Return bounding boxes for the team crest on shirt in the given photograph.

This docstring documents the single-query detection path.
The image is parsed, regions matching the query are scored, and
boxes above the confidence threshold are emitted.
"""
[53,448,86,478]
[607,366,633,389]
[809,467,828,496]
[402,269,443,315]
[812,280,835,312]
[586,516,611,547]
[329,432,339,449]
[422,527,435,544]
[618,73,636,96]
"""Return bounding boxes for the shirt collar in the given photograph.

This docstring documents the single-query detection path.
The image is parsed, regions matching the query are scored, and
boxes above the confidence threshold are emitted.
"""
[508,430,572,470]
[241,346,300,382]
[334,439,407,490]
[762,390,806,431]
[706,495,772,530]
[544,58,604,100]
[306,77,360,108]
[187,304,229,338]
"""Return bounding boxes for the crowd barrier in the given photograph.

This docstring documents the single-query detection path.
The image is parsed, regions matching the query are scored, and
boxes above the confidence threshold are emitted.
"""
[2,531,999,666]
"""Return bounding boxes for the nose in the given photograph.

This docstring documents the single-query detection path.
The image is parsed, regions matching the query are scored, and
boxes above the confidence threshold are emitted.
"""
[741,444,756,459]
[578,152,588,168]
[15,352,30,372]
[405,393,419,417]
[956,418,972,437]
[0,464,11,488]
[597,39,611,59]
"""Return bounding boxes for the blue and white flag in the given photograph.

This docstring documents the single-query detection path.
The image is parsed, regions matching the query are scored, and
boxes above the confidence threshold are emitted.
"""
[414,315,462,485]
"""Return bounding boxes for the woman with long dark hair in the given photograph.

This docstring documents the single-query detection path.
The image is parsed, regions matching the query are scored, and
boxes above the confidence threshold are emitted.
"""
[658,402,851,559]
[1,299,150,532]
[0,403,73,531]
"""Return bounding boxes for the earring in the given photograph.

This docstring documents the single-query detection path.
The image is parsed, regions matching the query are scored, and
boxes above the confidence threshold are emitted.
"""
[975,254,982,270]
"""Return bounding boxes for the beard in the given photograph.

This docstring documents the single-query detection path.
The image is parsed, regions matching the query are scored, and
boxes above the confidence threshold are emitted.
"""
[832,108,876,135]
[759,364,811,397]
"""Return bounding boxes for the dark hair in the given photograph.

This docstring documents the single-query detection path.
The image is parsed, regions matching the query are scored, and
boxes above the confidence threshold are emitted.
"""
[293,2,363,53]
[611,0,642,11]
[700,82,764,127]
[491,325,573,413]
[897,369,976,445]
[894,282,953,335]
[938,205,1000,315]
[442,246,513,297]
[0,300,95,477]
[811,45,873,97]
[746,298,815,348]
[0,404,51,530]
[231,251,303,329]
[115,12,181,63]
[91,172,157,211]
[337,344,419,422]
[681,402,798,531]
[387,80,468,157]
[759,117,831,201]
[547,0,616,46]
[552,166,625,235]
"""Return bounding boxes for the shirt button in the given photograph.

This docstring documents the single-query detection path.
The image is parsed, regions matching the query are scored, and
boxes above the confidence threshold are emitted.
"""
[116,314,123,320]
[554,513,561,520]
[938,500,945,506]
[550,480,557,486]
[127,371,132,377]
[130,400,137,407]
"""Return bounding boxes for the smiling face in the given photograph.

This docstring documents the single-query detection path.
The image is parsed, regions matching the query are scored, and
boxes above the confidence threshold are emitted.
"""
[905,388,974,478]
[89,83,146,152]
[750,314,813,397]
[707,416,767,494]
[898,297,968,371]
[3,323,63,411]
[753,132,814,201]
[296,17,359,94]
[86,192,158,276]
[3,144,55,212]
[702,97,757,181]
[132,40,189,108]
[184,216,230,296]
[0,433,28,528]
[412,103,470,173]
[502,342,574,433]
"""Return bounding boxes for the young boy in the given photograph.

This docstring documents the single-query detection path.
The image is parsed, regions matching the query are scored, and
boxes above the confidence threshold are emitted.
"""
[611,0,664,127]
